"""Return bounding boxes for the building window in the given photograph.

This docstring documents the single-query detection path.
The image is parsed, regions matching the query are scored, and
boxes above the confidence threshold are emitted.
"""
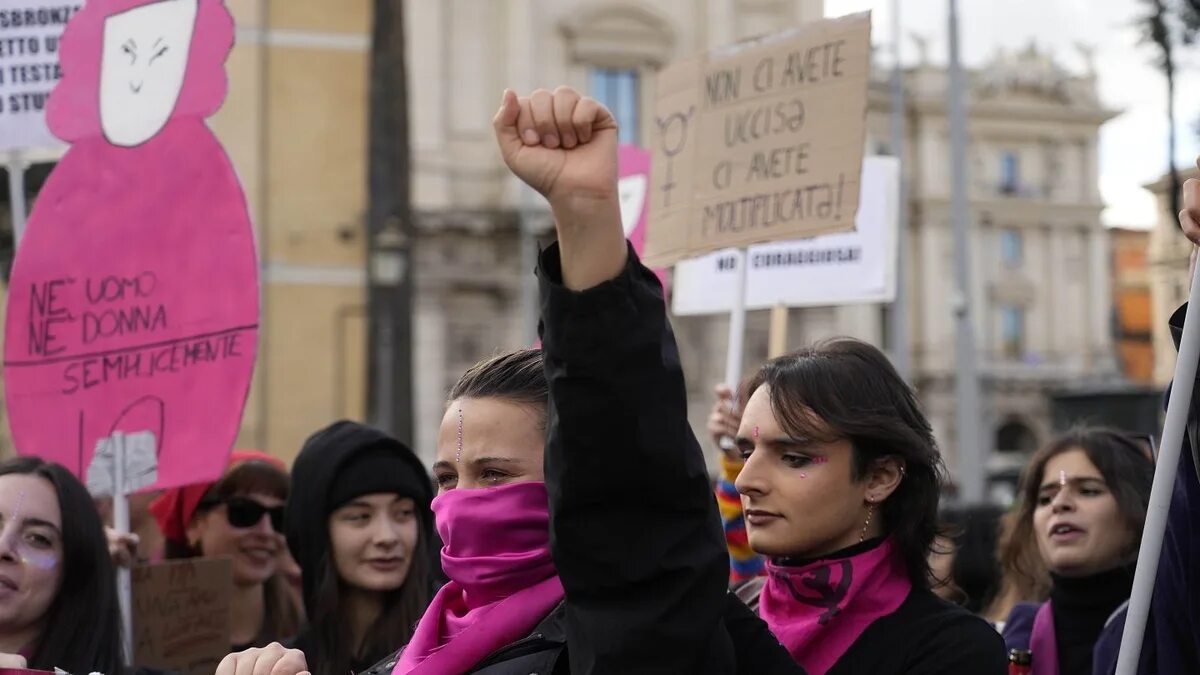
[590,68,639,145]
[1000,305,1025,359]
[1000,228,1023,268]
[1000,151,1020,195]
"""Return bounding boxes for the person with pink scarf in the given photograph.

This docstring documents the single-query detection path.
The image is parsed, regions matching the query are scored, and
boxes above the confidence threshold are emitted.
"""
[713,341,1008,674]
[219,86,808,675]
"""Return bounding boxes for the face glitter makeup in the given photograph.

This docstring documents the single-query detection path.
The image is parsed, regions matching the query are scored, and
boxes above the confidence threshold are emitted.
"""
[4,490,59,571]
[812,457,828,465]
[456,408,464,463]
[753,426,760,439]
[1059,470,1067,487]
[799,472,808,479]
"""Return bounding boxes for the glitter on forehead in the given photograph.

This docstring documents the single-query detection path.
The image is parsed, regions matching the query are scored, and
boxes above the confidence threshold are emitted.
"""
[1059,470,1067,487]
[456,408,464,463]
[4,491,59,572]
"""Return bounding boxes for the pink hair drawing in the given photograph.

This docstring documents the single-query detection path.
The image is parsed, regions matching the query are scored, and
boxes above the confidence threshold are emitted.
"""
[46,0,234,143]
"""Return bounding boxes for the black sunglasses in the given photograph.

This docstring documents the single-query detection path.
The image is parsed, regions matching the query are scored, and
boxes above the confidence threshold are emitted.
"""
[202,496,285,531]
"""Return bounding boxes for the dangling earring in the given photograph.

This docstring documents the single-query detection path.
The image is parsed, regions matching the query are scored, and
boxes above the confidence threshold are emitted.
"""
[859,499,876,543]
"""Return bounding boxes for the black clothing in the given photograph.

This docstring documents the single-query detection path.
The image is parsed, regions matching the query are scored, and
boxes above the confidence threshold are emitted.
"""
[1049,566,1134,675]
[364,243,802,674]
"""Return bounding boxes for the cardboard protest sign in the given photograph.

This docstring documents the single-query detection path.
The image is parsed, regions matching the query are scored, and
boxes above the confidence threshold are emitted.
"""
[132,557,233,675]
[644,12,872,267]
[2,0,258,494]
[672,156,899,315]
[0,2,77,151]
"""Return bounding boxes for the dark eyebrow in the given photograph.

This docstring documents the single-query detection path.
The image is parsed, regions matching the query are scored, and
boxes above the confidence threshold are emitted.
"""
[1038,476,1106,493]
[434,456,522,473]
[471,456,521,468]
[152,37,163,50]
[0,514,62,535]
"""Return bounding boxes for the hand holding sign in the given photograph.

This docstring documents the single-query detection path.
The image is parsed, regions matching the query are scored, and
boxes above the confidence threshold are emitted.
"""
[494,87,626,290]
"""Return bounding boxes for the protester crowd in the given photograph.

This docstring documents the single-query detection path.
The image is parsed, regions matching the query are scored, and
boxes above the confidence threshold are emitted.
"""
[1,86,1199,675]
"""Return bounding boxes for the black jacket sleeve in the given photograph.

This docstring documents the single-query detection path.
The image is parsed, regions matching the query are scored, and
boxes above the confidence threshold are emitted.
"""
[1144,303,1200,673]
[537,242,736,674]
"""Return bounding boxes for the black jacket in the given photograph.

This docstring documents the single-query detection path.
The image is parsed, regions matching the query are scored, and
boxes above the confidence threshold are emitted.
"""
[364,243,804,674]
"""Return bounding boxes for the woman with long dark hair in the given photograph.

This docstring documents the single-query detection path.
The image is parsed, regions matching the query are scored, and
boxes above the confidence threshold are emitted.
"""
[285,421,436,675]
[1001,428,1154,675]
[151,450,303,650]
[0,456,124,674]
[715,340,1006,674]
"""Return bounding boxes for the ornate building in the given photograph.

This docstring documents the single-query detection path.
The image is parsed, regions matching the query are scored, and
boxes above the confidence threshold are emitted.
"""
[1148,167,1199,386]
[884,45,1119,496]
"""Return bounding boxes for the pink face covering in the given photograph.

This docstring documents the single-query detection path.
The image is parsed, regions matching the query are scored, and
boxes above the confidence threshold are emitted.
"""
[759,537,913,675]
[393,481,564,675]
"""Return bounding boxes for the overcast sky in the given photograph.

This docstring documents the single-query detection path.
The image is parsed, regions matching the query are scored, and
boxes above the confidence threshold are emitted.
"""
[825,0,1200,228]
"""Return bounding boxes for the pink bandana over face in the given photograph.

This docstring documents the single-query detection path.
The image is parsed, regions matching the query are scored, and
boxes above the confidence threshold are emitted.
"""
[393,481,564,675]
[760,537,912,675]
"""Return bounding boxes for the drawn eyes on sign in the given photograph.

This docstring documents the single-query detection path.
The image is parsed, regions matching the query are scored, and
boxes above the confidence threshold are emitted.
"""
[121,39,136,64]
[149,39,168,65]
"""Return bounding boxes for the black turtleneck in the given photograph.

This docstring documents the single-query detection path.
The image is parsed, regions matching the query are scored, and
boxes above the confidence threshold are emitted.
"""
[1050,565,1135,675]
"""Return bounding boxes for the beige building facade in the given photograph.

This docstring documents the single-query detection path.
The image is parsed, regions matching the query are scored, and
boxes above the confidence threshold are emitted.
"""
[1148,167,1199,387]
[2,3,1121,488]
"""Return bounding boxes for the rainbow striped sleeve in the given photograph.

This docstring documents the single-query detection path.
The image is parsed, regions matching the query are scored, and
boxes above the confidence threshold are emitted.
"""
[716,454,764,584]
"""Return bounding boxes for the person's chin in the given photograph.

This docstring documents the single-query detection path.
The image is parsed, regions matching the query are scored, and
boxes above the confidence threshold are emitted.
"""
[747,532,804,559]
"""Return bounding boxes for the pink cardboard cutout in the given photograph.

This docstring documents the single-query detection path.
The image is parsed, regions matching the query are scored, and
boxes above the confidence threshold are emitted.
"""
[2,0,258,495]
[618,145,668,291]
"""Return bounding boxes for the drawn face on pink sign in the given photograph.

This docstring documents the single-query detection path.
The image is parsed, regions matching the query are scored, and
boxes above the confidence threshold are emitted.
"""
[100,0,199,146]
[3,0,257,496]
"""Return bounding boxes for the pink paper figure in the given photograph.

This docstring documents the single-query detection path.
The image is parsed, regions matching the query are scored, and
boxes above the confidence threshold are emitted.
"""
[618,145,669,292]
[2,0,257,495]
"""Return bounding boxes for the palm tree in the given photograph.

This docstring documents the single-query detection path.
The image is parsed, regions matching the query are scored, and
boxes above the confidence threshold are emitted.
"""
[1140,0,1200,226]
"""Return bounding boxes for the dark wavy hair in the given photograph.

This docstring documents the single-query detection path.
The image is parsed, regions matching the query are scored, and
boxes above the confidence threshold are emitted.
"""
[743,338,947,588]
[0,457,124,674]
[1009,427,1154,580]
[938,504,1005,613]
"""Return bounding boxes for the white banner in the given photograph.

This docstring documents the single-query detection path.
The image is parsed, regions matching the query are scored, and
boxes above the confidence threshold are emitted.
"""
[671,156,899,315]
[0,2,77,152]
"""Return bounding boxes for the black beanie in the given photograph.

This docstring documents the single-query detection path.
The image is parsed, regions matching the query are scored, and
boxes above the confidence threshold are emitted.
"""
[287,420,438,617]
[326,443,429,513]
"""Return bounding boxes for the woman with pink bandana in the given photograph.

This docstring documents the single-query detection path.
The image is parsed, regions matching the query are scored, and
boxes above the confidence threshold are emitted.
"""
[219,86,806,675]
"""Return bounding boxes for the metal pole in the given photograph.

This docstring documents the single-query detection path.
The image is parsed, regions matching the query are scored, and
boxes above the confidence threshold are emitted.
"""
[7,151,28,247]
[111,434,133,665]
[718,249,751,453]
[725,248,750,392]
[888,0,910,381]
[947,0,984,502]
[518,185,540,347]
[1115,264,1200,673]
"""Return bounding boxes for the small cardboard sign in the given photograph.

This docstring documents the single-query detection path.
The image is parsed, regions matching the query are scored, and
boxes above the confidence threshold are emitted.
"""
[0,2,78,151]
[132,557,233,675]
[643,12,872,266]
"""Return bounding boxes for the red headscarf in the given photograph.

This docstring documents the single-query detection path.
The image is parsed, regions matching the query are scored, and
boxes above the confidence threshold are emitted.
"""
[149,450,286,543]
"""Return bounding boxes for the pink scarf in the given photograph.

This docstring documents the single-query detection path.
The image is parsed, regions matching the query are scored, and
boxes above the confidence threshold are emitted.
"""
[1028,602,1059,675]
[393,481,564,675]
[760,537,912,675]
